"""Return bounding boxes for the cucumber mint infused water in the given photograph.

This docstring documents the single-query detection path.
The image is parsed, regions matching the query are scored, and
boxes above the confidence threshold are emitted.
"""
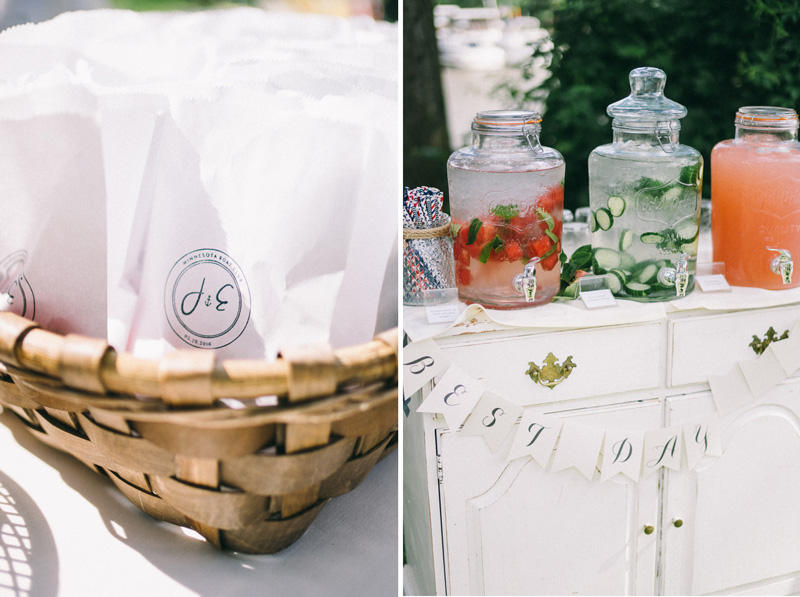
[588,67,703,302]
[588,156,702,300]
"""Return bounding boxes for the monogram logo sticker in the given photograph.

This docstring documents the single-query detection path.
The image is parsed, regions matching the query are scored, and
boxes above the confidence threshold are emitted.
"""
[164,249,251,349]
[0,251,35,319]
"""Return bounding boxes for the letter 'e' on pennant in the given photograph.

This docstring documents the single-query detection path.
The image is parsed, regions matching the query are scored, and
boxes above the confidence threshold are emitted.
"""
[601,429,644,483]
[417,365,483,431]
[460,392,523,454]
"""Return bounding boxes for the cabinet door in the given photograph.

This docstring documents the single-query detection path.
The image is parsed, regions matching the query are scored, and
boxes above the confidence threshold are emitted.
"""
[438,400,660,596]
[663,382,800,595]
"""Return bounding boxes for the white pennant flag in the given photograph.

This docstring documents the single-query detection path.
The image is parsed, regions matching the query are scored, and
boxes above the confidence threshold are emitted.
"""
[600,429,644,483]
[402,338,449,397]
[643,426,682,477]
[460,392,523,454]
[416,365,483,431]
[767,321,800,376]
[507,409,562,469]
[708,366,753,415]
[683,419,723,470]
[550,421,604,481]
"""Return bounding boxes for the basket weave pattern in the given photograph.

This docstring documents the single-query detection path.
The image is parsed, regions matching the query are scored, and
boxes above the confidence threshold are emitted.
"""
[0,312,397,554]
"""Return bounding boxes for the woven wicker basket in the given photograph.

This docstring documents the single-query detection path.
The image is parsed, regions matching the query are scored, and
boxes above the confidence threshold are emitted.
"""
[0,312,397,554]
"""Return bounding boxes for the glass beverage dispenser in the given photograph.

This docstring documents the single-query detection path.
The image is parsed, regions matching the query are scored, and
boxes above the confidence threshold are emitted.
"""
[711,106,800,289]
[588,67,703,301]
[448,110,565,309]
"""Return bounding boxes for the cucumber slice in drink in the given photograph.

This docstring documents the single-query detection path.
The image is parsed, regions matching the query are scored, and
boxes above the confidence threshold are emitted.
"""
[636,263,659,284]
[618,251,635,271]
[640,232,665,245]
[674,218,699,242]
[606,273,622,294]
[607,196,626,217]
[595,207,614,231]
[624,282,652,297]
[609,269,628,288]
[592,248,621,273]
[618,229,633,251]
[590,210,598,232]
[664,187,682,202]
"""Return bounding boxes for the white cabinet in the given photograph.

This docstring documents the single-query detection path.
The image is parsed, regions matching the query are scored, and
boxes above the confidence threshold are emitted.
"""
[663,385,800,596]
[404,298,800,596]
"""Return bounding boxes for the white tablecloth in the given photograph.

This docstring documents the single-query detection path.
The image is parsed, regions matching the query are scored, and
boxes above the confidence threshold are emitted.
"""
[0,410,398,597]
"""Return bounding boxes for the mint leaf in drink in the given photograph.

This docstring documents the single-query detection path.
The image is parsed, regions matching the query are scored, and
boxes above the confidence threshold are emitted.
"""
[490,204,520,220]
[479,235,504,264]
[679,162,702,186]
[451,222,461,238]
[467,218,482,245]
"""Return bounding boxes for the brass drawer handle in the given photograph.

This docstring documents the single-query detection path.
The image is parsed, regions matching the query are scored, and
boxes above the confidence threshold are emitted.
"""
[749,326,789,355]
[525,353,576,389]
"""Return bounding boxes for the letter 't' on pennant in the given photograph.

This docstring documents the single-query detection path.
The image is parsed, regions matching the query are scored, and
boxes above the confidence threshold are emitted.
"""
[460,392,523,454]
[550,421,605,481]
[507,410,562,469]
[416,365,483,431]
[643,426,682,477]
[683,419,723,470]
[600,429,644,483]
[402,338,449,397]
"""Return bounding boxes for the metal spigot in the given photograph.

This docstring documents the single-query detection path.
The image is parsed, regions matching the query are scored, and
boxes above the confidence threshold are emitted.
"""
[657,253,690,297]
[767,247,793,285]
[513,257,539,302]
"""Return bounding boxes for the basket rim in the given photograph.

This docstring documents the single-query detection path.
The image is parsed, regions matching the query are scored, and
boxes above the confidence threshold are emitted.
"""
[0,312,397,409]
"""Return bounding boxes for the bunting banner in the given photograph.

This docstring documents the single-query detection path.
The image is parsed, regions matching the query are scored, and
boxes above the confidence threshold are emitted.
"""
[407,319,800,482]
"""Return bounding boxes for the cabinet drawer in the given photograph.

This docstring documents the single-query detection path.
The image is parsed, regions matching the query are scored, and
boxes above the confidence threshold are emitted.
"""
[438,322,662,406]
[669,304,800,387]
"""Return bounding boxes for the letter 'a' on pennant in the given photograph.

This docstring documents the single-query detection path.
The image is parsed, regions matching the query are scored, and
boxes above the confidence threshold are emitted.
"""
[507,409,562,469]
[642,426,682,477]
[460,392,523,454]
[417,365,484,431]
[600,429,644,483]
[550,421,605,481]
[402,338,450,397]
[683,419,723,470]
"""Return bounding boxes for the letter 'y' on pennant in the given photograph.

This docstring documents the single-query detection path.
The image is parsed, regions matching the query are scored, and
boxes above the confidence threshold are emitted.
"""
[507,409,562,469]
[600,429,644,483]
[643,426,682,477]
[417,365,483,431]
[683,419,723,470]
[460,392,523,454]
[550,421,605,481]
[402,338,449,397]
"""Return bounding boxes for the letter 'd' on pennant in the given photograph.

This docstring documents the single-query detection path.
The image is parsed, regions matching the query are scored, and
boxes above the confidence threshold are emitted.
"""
[601,429,644,482]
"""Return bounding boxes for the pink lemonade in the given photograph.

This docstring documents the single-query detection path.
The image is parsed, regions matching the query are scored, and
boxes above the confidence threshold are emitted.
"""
[711,138,800,288]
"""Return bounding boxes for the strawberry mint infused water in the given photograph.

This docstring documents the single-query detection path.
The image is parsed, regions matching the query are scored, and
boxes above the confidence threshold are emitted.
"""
[589,67,702,302]
[448,111,565,309]
[711,107,800,289]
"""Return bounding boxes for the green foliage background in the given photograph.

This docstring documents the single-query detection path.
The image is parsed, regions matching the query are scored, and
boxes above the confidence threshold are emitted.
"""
[507,0,800,211]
